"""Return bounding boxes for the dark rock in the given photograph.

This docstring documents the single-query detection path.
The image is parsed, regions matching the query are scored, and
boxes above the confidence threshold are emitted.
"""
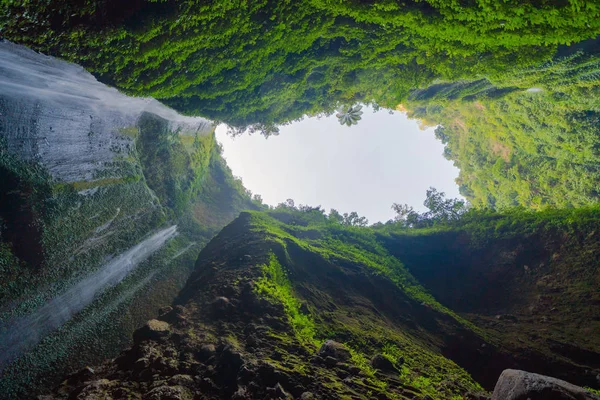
[324,356,338,367]
[244,323,257,334]
[245,334,258,348]
[267,382,293,399]
[167,374,194,387]
[238,365,256,382]
[199,377,219,392]
[158,306,173,316]
[317,340,351,361]
[133,357,150,372]
[212,296,231,312]
[219,346,243,370]
[348,366,362,375]
[336,369,350,379]
[145,385,192,400]
[371,354,397,373]
[68,366,95,384]
[197,344,216,361]
[495,314,519,322]
[133,319,171,342]
[466,392,491,400]
[492,369,599,400]
[232,386,249,399]
[299,302,310,314]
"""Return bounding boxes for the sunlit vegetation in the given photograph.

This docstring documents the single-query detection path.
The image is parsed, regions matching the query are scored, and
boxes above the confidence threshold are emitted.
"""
[254,253,318,346]
[2,0,600,133]
[403,49,600,209]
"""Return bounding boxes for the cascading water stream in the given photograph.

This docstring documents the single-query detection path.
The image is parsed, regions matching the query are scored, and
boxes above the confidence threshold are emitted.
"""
[0,225,178,369]
[0,40,213,182]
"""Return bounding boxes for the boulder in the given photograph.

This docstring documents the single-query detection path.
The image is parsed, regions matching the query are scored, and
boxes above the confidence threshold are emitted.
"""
[370,354,397,373]
[197,344,216,361]
[133,319,171,342]
[492,369,599,400]
[317,340,351,361]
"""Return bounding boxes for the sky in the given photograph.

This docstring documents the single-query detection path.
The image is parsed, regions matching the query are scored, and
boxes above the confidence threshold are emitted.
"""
[216,106,462,223]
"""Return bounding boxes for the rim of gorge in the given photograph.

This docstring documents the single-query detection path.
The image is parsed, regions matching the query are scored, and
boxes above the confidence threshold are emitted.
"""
[1,1,600,399]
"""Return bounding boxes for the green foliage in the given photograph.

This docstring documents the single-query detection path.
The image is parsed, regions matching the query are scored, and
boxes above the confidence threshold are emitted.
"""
[392,187,467,227]
[403,50,600,209]
[247,209,479,334]
[246,209,490,397]
[255,253,318,346]
[3,0,600,131]
[336,105,364,127]
[136,113,216,216]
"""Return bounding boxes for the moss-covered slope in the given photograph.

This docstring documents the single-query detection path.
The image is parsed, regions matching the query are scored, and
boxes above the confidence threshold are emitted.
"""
[45,207,600,399]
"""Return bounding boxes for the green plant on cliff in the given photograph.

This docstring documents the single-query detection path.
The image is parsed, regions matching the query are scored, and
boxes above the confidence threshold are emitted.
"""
[255,253,318,346]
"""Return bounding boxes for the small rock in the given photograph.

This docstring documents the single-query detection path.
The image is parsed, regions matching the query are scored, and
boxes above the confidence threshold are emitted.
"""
[299,302,310,314]
[212,296,230,311]
[495,314,518,322]
[492,369,598,400]
[348,366,361,375]
[134,358,150,371]
[145,385,192,400]
[267,382,293,399]
[232,386,248,399]
[168,374,194,387]
[158,306,173,316]
[317,340,351,361]
[245,335,258,347]
[370,354,397,373]
[300,393,315,400]
[197,344,216,361]
[68,366,95,383]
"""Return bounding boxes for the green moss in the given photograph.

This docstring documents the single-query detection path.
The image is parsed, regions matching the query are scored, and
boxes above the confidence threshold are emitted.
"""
[246,210,483,336]
[254,253,319,347]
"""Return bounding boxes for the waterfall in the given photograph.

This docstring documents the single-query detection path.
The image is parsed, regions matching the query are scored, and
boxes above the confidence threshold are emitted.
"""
[0,225,178,369]
[0,40,213,182]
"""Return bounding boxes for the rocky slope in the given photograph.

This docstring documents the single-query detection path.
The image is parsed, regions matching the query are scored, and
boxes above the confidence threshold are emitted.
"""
[45,209,600,399]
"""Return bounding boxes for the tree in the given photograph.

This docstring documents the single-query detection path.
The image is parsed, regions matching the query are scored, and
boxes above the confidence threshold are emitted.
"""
[336,105,364,127]
[392,187,467,227]
[342,211,369,227]
[422,187,467,222]
[329,209,344,224]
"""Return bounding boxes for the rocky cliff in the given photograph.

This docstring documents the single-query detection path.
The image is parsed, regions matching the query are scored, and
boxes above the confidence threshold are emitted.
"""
[0,42,255,399]
[45,209,600,399]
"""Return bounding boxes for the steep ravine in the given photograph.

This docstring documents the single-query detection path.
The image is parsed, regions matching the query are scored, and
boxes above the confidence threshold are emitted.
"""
[44,210,600,399]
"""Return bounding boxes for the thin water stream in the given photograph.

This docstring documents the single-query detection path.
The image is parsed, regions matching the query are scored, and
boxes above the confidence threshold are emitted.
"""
[0,225,178,368]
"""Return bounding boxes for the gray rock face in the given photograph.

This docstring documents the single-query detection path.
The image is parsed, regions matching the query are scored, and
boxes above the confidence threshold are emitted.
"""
[0,40,213,183]
[492,369,599,400]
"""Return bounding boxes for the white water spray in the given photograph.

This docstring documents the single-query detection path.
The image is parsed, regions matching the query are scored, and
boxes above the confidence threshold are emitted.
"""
[0,41,213,182]
[0,225,178,368]
[0,40,213,134]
